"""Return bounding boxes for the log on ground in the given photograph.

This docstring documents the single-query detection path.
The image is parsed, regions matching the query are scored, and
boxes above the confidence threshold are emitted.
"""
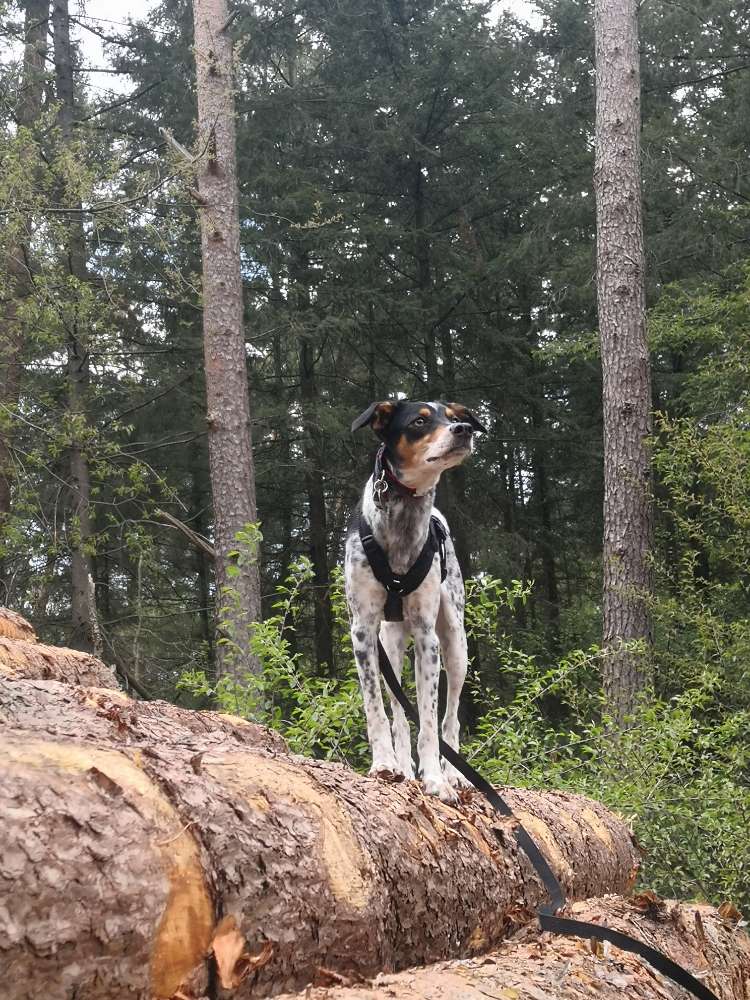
[275,895,750,1000]
[1,677,638,1000]
[0,607,118,687]
[0,606,38,643]
[0,634,118,687]
[0,676,288,753]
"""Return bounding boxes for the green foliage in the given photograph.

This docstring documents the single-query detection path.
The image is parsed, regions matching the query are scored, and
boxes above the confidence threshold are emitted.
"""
[180,543,370,767]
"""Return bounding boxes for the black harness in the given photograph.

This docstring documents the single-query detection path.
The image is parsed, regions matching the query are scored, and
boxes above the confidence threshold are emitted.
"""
[356,455,719,1000]
[358,446,447,622]
[359,515,447,622]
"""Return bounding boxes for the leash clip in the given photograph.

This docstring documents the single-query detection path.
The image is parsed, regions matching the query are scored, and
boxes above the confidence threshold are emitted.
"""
[373,472,388,508]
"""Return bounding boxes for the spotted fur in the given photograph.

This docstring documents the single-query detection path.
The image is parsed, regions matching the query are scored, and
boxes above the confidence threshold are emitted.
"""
[345,399,485,803]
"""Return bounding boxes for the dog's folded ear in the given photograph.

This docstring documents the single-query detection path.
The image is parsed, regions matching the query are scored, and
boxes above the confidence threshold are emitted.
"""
[351,400,396,436]
[447,402,487,433]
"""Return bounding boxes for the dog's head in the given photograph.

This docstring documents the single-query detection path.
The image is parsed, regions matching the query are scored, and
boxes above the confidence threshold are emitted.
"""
[352,399,486,489]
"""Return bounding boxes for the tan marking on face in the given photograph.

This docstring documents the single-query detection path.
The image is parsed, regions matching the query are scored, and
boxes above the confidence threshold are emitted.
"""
[448,402,467,419]
[419,406,431,417]
[394,428,445,470]
[444,406,456,419]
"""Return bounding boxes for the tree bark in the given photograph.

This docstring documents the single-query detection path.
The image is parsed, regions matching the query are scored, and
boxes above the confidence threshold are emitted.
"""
[0,606,38,643]
[593,0,653,722]
[0,680,639,999]
[0,0,49,594]
[51,0,102,657]
[0,636,117,687]
[274,896,750,1000]
[193,0,261,678]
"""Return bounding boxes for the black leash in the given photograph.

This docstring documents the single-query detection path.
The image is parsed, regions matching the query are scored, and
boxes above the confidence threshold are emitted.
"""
[376,638,720,1000]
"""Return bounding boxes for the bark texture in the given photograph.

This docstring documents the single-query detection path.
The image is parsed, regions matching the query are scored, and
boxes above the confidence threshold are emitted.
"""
[0,636,117,687]
[275,896,750,1000]
[0,676,288,753]
[193,0,262,678]
[0,680,638,999]
[0,606,38,643]
[594,0,653,722]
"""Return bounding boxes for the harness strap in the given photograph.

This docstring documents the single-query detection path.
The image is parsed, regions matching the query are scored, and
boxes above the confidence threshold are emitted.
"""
[359,514,447,622]
[375,638,720,1000]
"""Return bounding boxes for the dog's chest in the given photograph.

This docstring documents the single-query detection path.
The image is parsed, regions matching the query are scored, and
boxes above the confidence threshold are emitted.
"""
[363,491,434,577]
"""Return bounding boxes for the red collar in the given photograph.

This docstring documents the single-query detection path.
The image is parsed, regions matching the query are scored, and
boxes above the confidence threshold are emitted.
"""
[373,445,418,502]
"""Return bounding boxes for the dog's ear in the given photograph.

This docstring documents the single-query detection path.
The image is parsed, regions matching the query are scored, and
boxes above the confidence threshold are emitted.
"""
[447,402,487,433]
[351,400,396,436]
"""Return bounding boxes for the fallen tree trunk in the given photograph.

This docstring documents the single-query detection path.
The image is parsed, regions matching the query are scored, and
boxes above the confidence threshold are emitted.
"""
[0,676,288,753]
[0,606,38,642]
[0,634,118,687]
[1,676,639,1000]
[274,896,750,1000]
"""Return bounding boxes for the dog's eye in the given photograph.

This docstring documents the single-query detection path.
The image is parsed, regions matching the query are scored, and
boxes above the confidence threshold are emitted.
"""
[413,417,426,426]
[449,416,460,423]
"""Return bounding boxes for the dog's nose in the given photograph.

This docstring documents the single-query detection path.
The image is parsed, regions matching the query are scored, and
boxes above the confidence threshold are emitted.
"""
[450,422,473,436]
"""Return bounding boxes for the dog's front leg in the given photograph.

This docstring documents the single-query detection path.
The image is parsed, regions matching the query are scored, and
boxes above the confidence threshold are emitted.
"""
[412,622,456,803]
[380,620,415,779]
[409,573,457,804]
[351,618,398,774]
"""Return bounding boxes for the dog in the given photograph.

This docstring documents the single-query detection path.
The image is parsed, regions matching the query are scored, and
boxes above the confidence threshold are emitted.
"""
[345,399,486,802]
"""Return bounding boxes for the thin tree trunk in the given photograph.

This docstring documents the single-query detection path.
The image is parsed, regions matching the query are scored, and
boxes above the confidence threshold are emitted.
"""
[269,265,294,589]
[594,0,653,722]
[0,0,49,595]
[292,249,334,673]
[413,161,439,393]
[51,0,102,657]
[192,0,261,678]
[531,403,561,648]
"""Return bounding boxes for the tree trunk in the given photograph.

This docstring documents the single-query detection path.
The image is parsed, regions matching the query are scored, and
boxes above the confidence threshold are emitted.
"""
[51,0,102,657]
[531,402,561,649]
[292,249,334,674]
[593,0,653,722]
[0,0,49,594]
[413,161,439,393]
[275,896,750,1000]
[193,0,261,678]
[1,680,638,999]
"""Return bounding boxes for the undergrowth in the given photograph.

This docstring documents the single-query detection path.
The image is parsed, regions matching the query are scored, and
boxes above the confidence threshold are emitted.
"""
[179,542,750,912]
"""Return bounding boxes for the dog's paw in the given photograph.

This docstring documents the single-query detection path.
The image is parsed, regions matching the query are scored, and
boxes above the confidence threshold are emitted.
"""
[395,757,416,781]
[422,776,459,804]
[369,756,399,781]
[444,765,473,790]
[369,767,405,784]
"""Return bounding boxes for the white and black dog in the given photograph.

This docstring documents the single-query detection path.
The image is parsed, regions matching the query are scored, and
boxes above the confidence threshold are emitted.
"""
[345,399,485,803]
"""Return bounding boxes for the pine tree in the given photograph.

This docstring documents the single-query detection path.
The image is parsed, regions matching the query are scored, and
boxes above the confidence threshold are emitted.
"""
[594,0,653,722]
[192,0,262,678]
